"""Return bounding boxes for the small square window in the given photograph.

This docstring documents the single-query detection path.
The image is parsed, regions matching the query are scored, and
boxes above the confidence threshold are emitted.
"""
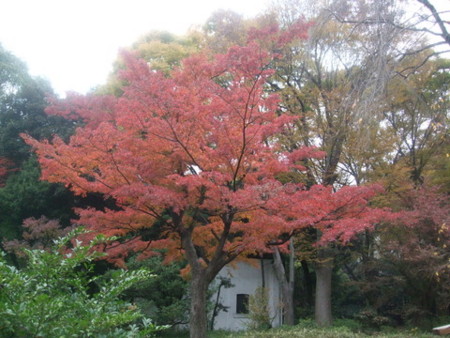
[236,294,249,314]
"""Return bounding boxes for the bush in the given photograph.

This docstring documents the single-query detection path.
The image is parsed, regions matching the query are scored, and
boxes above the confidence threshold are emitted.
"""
[247,287,272,330]
[124,255,190,326]
[0,228,166,337]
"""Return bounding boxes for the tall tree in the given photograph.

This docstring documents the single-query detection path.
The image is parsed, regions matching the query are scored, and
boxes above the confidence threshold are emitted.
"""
[26,36,308,338]
[266,0,450,326]
[0,45,74,167]
[266,2,388,325]
[25,27,389,337]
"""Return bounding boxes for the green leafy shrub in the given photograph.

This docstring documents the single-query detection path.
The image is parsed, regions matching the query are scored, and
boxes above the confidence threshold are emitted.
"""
[0,228,166,337]
[247,287,272,330]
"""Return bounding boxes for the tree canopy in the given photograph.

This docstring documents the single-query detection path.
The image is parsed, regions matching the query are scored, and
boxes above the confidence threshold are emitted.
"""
[23,21,395,338]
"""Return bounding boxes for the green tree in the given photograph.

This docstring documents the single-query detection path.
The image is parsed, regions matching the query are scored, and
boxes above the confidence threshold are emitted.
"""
[202,9,249,53]
[98,31,200,96]
[0,157,75,240]
[124,255,190,327]
[0,45,76,242]
[0,44,75,167]
[380,57,449,185]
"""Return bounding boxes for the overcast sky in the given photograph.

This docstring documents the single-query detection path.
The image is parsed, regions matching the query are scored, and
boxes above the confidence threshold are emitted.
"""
[0,0,448,96]
[0,0,270,96]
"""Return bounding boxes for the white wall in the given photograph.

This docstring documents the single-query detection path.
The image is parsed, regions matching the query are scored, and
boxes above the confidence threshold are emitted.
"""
[210,258,282,331]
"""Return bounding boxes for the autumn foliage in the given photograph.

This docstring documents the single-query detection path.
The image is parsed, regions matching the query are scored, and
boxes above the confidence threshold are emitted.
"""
[27,40,288,260]
[23,24,390,337]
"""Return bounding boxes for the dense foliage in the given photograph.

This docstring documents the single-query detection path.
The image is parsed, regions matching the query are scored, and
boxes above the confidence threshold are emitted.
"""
[0,44,76,241]
[123,255,190,326]
[0,229,165,337]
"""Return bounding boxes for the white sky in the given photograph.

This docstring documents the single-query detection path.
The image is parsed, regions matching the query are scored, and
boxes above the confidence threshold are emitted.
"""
[0,0,270,96]
[0,0,448,96]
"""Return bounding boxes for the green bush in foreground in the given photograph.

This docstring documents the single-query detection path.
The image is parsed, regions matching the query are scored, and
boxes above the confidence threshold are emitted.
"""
[0,229,166,337]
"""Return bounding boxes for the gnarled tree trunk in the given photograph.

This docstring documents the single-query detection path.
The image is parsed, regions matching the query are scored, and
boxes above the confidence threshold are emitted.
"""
[273,239,295,325]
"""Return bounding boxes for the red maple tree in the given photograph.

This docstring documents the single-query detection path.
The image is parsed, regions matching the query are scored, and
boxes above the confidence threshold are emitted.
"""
[24,25,389,337]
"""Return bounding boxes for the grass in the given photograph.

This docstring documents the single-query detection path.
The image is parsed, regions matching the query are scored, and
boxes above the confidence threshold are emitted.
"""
[211,327,435,337]
[160,319,437,337]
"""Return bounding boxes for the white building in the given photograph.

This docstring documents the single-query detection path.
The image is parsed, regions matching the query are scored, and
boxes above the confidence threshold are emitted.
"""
[210,258,282,331]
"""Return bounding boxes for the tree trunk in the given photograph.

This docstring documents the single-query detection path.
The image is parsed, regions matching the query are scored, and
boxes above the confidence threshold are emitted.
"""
[273,239,295,325]
[281,280,295,325]
[189,272,209,338]
[300,260,314,307]
[315,254,333,327]
[179,214,235,337]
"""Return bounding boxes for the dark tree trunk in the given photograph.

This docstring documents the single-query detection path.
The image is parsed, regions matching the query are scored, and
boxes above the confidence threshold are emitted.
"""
[314,255,333,327]
[189,271,209,338]
[300,260,314,307]
[180,228,210,338]
[178,208,237,338]
[180,218,234,338]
